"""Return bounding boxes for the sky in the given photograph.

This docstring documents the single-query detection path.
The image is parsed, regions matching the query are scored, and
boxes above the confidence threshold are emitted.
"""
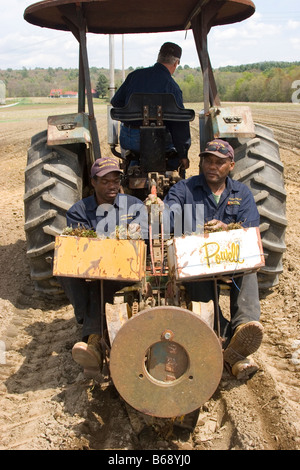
[0,0,299,70]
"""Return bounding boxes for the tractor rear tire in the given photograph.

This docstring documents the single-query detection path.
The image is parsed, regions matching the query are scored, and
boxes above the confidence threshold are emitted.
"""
[24,130,83,296]
[230,123,287,290]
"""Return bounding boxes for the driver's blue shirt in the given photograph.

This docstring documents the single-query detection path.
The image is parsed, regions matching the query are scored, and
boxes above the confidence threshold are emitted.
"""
[111,63,191,159]
[111,63,184,109]
[163,173,260,235]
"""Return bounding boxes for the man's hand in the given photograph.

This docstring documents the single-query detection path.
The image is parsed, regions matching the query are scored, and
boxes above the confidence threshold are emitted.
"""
[127,223,142,239]
[204,219,228,232]
[145,193,164,208]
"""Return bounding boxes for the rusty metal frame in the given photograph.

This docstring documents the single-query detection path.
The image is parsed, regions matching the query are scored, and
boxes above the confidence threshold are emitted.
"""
[192,5,221,145]
[57,3,101,161]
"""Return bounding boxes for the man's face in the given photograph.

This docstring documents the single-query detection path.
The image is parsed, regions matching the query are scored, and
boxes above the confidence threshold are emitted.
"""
[92,171,121,204]
[201,154,234,187]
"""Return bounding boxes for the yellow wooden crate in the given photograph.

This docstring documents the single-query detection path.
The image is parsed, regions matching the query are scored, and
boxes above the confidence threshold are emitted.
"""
[53,236,146,281]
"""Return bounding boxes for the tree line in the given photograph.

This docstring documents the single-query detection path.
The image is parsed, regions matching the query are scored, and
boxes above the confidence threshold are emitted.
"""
[175,62,300,103]
[1,62,299,103]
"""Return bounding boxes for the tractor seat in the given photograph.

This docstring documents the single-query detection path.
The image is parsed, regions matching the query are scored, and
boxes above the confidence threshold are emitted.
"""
[110,93,195,126]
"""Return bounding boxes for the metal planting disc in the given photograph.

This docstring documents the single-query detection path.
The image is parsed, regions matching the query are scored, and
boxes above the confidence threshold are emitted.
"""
[109,306,223,418]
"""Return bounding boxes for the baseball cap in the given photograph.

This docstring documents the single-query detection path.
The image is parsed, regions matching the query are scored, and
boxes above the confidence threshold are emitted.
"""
[91,157,122,178]
[200,139,235,160]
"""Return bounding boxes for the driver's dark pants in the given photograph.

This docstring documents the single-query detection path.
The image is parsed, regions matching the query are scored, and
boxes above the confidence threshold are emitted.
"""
[184,273,261,347]
[58,277,123,341]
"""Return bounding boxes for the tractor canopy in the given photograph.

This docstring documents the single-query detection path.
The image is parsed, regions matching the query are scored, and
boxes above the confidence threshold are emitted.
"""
[24,0,255,34]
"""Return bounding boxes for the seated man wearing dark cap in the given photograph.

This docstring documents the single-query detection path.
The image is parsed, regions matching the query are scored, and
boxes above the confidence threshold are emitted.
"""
[163,139,264,380]
[111,42,191,172]
[59,157,148,377]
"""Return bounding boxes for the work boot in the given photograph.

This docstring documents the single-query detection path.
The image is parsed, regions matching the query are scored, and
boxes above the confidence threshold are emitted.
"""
[231,356,259,380]
[72,334,103,370]
[223,321,264,367]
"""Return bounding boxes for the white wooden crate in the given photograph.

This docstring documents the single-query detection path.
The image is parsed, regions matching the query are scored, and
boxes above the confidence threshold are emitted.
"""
[167,227,264,281]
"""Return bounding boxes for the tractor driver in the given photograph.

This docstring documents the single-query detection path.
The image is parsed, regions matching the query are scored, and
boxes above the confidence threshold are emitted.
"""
[59,156,148,377]
[110,42,191,172]
[163,139,264,380]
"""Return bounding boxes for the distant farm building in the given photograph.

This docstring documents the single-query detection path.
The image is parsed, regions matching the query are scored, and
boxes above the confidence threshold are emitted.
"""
[61,91,78,98]
[0,81,6,105]
[50,89,63,98]
[49,88,98,99]
[91,89,99,98]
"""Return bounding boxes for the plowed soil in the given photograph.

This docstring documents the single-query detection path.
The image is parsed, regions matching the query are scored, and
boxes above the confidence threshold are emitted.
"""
[0,99,299,451]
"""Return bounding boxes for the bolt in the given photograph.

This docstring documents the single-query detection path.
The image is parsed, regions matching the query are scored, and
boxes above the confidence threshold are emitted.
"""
[162,329,174,341]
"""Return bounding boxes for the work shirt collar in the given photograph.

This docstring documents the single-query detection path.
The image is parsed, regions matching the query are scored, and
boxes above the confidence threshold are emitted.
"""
[196,173,238,205]
[153,62,171,76]
[89,193,123,211]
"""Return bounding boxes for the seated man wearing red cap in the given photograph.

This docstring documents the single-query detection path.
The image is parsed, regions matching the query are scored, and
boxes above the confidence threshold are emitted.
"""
[163,139,264,380]
[59,156,148,377]
[111,42,191,172]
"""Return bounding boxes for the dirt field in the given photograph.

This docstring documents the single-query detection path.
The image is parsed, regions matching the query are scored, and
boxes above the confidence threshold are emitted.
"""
[0,99,299,451]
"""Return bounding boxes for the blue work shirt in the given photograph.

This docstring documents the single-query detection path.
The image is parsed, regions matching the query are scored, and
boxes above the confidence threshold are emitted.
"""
[111,63,191,159]
[163,173,260,237]
[66,193,148,239]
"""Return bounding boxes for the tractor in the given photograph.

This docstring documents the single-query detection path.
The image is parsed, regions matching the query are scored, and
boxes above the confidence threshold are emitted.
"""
[23,0,286,422]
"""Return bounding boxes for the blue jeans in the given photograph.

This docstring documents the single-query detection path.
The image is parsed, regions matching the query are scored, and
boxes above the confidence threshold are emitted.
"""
[120,124,141,153]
